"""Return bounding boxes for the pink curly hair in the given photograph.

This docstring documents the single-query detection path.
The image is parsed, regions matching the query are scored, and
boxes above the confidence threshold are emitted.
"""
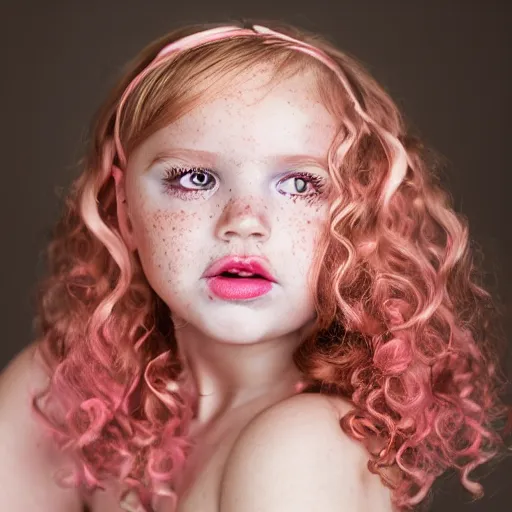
[31,19,510,511]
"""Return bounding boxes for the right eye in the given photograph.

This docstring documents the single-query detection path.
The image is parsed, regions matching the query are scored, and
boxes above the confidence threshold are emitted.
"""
[162,166,216,191]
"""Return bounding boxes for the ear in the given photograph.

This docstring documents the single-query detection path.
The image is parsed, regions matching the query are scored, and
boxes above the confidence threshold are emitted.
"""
[111,165,137,252]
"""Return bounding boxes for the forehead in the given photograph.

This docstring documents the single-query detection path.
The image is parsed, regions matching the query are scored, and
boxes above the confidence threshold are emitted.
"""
[135,66,339,166]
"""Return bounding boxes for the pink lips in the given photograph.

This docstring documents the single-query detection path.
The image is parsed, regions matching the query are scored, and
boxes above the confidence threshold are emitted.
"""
[203,255,276,300]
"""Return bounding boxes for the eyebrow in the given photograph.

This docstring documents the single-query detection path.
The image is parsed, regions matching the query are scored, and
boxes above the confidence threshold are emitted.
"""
[145,148,328,171]
[146,148,218,170]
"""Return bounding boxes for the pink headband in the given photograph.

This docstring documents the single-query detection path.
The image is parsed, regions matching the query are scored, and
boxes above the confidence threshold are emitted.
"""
[113,24,366,167]
[112,24,407,201]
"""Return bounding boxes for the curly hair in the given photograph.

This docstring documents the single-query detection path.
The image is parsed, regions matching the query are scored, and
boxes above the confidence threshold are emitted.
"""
[30,19,510,511]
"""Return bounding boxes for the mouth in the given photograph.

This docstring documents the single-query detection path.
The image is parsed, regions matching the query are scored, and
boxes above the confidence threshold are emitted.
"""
[203,255,277,283]
[203,256,277,300]
[218,270,265,279]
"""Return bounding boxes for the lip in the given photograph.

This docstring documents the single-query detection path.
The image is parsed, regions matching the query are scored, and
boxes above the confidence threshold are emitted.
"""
[202,255,277,301]
[202,255,277,282]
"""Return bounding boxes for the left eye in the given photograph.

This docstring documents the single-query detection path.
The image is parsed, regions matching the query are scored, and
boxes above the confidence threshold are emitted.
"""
[277,173,324,196]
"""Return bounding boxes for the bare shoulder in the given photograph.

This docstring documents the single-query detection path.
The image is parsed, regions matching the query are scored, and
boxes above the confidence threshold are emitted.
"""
[0,342,50,427]
[0,343,82,511]
[0,342,48,393]
[219,392,394,512]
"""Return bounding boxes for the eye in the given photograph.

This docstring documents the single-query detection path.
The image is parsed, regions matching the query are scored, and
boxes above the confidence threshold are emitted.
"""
[162,166,216,191]
[277,172,325,197]
[181,170,215,189]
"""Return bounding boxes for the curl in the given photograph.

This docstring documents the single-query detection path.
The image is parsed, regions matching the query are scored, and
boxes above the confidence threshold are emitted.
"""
[301,118,509,508]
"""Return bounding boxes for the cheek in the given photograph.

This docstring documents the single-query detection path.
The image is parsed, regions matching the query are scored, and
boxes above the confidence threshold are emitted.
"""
[281,204,328,262]
[131,205,207,281]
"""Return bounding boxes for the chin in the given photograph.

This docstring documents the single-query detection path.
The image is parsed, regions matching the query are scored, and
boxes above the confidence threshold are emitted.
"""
[200,312,307,346]
[203,318,274,345]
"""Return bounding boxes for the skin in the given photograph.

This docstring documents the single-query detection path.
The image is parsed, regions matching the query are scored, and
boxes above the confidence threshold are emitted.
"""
[114,65,339,432]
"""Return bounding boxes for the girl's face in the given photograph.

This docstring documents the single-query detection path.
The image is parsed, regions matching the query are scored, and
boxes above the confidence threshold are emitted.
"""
[120,66,338,345]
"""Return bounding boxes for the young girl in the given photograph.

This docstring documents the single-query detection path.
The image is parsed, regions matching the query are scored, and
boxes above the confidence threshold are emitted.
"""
[0,19,508,512]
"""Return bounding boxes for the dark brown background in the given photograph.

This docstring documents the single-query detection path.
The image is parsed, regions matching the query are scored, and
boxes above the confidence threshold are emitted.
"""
[0,0,510,510]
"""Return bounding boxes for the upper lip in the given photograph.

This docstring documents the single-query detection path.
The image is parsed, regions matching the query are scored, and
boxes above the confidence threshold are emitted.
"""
[202,255,277,282]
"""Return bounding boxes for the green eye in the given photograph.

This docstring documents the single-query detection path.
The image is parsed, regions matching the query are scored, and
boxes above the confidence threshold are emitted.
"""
[278,172,325,196]
[294,178,308,193]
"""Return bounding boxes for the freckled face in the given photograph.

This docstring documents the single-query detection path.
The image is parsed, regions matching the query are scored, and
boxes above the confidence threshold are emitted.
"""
[123,67,338,344]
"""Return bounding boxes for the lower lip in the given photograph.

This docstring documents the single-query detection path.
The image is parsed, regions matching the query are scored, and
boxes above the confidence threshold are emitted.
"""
[206,276,273,300]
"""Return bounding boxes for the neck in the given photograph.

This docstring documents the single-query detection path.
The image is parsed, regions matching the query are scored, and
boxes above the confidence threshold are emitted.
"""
[174,323,306,426]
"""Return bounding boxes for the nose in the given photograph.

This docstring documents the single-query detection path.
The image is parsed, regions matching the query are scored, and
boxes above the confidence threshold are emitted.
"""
[216,197,270,243]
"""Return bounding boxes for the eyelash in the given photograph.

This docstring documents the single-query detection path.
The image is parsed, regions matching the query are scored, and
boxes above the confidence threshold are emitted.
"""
[161,165,327,203]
